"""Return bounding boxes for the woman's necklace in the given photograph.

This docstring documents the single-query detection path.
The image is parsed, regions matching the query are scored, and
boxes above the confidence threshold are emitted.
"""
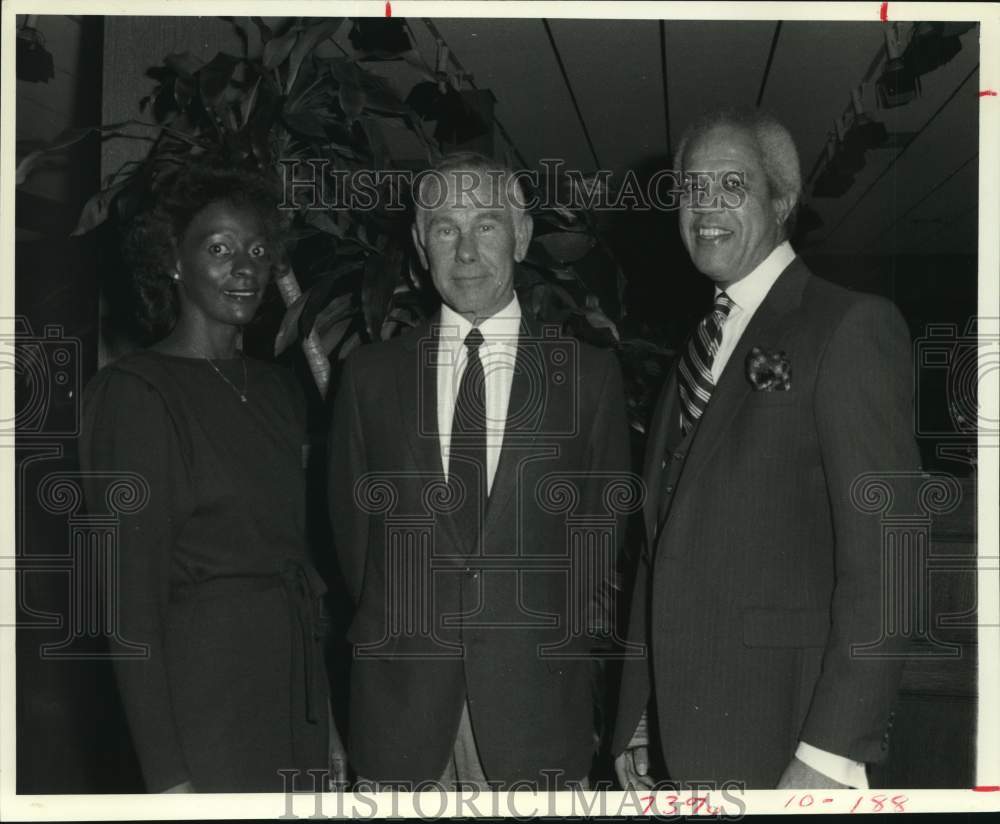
[202,352,248,403]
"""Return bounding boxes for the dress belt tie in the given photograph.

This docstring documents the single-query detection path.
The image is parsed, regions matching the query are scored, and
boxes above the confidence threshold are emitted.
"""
[171,562,329,728]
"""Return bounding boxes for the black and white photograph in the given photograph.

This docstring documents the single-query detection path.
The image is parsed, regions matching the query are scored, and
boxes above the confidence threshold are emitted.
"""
[3,1,998,818]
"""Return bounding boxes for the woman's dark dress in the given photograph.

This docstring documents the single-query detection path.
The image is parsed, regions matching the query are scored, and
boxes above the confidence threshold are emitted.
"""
[79,350,328,792]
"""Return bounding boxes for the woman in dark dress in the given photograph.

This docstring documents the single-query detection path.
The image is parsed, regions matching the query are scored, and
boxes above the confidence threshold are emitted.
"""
[80,161,344,793]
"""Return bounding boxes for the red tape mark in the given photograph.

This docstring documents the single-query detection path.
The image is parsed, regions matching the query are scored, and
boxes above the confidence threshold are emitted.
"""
[973,786,1000,792]
[980,90,998,97]
[385,0,392,17]
[880,2,888,21]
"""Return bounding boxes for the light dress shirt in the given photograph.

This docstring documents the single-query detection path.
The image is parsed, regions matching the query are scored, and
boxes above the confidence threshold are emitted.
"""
[436,294,522,495]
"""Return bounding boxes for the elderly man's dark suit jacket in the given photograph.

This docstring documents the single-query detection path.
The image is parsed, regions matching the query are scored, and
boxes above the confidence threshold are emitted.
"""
[613,257,921,788]
[330,313,631,785]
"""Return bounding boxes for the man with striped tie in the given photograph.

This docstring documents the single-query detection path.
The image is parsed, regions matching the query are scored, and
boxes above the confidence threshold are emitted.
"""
[613,109,920,790]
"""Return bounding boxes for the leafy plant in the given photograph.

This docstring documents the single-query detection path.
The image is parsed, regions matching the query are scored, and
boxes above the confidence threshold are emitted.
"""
[18,16,669,429]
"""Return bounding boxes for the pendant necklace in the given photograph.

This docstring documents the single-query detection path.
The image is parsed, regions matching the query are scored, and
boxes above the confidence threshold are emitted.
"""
[202,352,248,403]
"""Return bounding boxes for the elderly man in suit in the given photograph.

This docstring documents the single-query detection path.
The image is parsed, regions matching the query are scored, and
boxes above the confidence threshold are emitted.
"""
[613,109,920,790]
[330,152,631,789]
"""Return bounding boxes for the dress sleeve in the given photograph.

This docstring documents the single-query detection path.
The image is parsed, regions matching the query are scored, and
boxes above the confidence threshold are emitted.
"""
[79,367,192,791]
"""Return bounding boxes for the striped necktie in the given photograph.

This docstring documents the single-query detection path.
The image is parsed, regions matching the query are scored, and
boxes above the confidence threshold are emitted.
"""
[677,292,735,434]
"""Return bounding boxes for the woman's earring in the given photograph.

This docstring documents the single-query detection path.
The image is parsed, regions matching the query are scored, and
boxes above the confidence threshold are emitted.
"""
[171,272,181,281]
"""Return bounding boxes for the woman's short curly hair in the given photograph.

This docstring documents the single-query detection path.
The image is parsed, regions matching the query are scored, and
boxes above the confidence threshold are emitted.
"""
[123,156,288,338]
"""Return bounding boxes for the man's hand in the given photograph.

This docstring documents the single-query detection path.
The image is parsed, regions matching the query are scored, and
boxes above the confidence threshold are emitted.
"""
[616,709,654,789]
[776,757,850,789]
[615,746,655,790]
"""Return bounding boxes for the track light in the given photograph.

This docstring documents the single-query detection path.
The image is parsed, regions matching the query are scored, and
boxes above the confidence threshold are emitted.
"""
[348,18,411,55]
[876,24,920,108]
[904,22,966,76]
[845,87,889,152]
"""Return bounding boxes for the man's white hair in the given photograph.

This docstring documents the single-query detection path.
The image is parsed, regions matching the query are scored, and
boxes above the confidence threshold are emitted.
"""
[412,151,530,236]
[674,108,802,238]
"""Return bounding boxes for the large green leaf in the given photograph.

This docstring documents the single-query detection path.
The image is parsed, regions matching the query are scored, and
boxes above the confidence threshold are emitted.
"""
[199,52,241,110]
[337,331,362,360]
[305,210,346,238]
[287,18,344,95]
[249,17,273,44]
[361,117,387,169]
[263,28,298,69]
[164,52,203,78]
[174,74,196,110]
[361,246,403,339]
[534,231,596,264]
[338,82,366,122]
[274,288,309,355]
[312,293,355,340]
[583,307,620,342]
[16,121,138,184]
[319,315,356,355]
[360,74,412,116]
[70,177,132,236]
[240,76,262,128]
[219,17,249,58]
[283,111,328,139]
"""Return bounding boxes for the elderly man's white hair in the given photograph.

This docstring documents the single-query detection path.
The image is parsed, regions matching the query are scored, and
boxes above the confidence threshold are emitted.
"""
[674,108,802,239]
[412,151,531,235]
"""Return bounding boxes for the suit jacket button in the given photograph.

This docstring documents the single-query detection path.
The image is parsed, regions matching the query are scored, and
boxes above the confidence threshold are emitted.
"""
[665,485,674,494]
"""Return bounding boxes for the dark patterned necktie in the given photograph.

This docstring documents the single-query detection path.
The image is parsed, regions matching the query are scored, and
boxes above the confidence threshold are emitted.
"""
[449,328,488,544]
[677,292,735,434]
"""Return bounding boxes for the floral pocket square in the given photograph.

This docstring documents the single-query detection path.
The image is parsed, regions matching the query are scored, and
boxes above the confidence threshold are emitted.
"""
[746,346,791,391]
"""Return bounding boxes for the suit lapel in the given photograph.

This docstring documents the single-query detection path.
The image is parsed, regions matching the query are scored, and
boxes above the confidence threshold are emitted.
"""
[666,258,810,522]
[398,317,445,477]
[643,369,678,546]
[398,317,472,557]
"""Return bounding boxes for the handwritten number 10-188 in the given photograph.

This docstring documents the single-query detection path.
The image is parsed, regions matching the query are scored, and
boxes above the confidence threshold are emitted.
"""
[783,793,908,812]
